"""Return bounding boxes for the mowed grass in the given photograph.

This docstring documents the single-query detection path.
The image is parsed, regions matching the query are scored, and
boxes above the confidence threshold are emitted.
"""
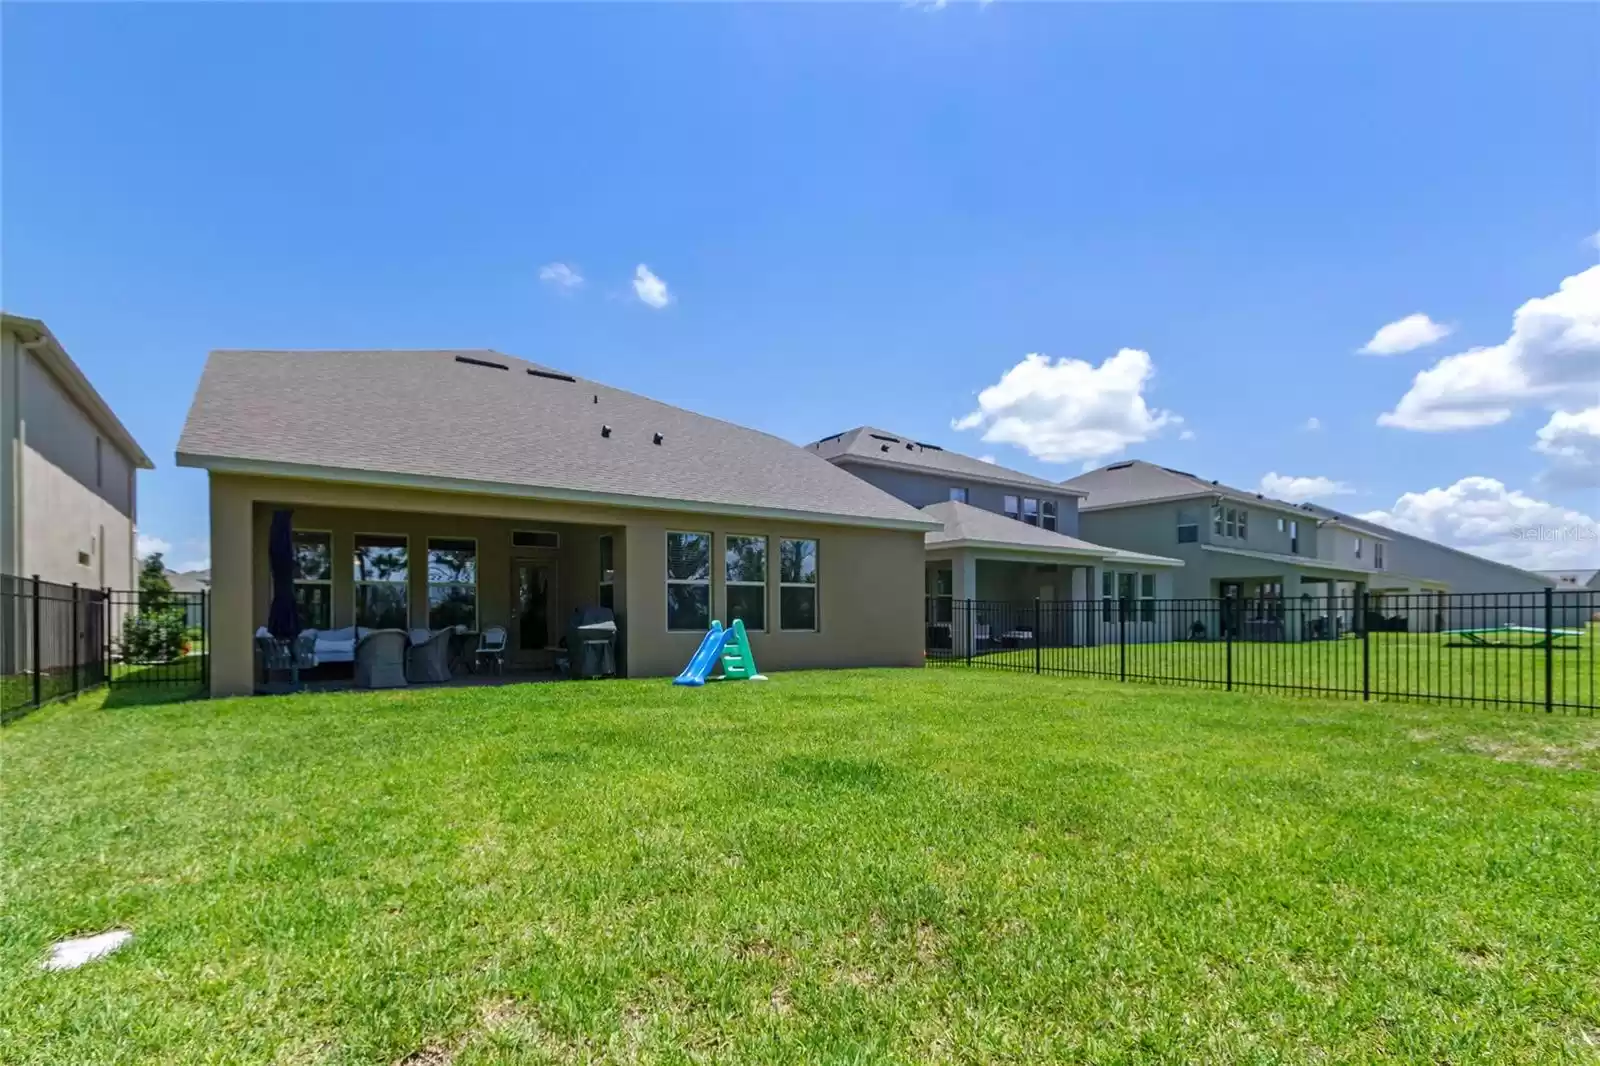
[3,672,1599,1064]
[953,628,1599,712]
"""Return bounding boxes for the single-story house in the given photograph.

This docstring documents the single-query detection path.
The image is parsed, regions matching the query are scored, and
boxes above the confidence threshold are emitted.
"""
[177,349,938,696]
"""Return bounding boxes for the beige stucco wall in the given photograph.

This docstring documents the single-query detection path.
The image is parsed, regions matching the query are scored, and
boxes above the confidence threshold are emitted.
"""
[208,473,926,696]
[2,326,137,588]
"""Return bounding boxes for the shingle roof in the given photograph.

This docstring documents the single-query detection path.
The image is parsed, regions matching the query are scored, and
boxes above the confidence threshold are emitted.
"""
[809,427,1081,494]
[1065,460,1309,515]
[920,501,1179,567]
[176,350,934,530]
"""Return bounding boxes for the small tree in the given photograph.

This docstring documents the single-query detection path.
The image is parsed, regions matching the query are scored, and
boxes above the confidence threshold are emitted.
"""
[139,553,173,613]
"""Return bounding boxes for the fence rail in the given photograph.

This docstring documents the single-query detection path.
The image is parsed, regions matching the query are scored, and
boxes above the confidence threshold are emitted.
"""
[2,574,208,723]
[927,589,1599,714]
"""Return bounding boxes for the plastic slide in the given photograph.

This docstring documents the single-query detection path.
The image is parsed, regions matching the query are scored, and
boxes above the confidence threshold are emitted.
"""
[673,622,727,686]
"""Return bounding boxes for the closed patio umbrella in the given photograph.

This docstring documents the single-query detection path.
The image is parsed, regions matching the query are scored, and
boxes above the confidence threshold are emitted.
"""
[266,509,302,687]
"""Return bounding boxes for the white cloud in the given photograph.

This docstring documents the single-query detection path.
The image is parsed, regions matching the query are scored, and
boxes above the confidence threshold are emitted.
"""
[1359,313,1452,356]
[1587,230,1600,251]
[1302,416,1322,432]
[978,455,996,464]
[632,264,671,309]
[538,262,583,293]
[952,348,1181,465]
[1534,405,1600,488]
[136,534,172,559]
[1358,477,1599,571]
[171,558,210,574]
[1259,472,1354,504]
[1178,429,1196,441]
[1378,266,1600,431]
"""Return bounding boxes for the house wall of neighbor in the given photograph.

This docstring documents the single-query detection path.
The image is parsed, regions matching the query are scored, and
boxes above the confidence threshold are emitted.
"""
[208,473,926,696]
[1,325,137,588]
[837,461,1082,537]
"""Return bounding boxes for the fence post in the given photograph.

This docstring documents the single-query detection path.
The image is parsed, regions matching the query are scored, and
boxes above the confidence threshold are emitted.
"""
[31,574,41,708]
[1224,597,1233,692]
[202,590,211,694]
[71,582,80,699]
[1118,595,1128,683]
[1034,597,1041,675]
[1543,587,1554,713]
[103,587,113,686]
[1360,590,1371,701]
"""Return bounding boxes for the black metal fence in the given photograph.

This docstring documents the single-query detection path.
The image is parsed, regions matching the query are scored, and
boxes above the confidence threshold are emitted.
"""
[927,589,1599,714]
[2,575,208,723]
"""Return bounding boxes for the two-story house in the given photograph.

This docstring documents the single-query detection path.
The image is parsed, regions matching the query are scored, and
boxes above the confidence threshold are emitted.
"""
[1065,460,1569,635]
[808,428,1182,646]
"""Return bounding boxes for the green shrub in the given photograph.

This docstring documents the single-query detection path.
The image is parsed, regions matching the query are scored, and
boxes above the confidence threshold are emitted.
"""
[120,610,190,664]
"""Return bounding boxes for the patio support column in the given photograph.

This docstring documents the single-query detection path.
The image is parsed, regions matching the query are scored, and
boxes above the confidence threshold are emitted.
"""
[1280,573,1304,642]
[208,474,256,697]
[952,551,978,657]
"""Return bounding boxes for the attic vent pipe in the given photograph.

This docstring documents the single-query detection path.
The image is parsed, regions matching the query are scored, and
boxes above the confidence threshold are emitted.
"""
[601,425,612,438]
[653,432,664,446]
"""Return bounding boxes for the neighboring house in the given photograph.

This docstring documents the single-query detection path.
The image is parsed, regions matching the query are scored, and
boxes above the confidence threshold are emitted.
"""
[165,568,212,628]
[1,313,152,589]
[807,428,1182,644]
[1535,569,1600,592]
[1064,460,1573,634]
[176,349,938,697]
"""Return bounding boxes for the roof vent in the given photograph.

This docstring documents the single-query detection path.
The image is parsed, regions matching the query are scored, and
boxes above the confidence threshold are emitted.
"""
[880,444,890,452]
[592,394,598,404]
[915,441,943,452]
[653,432,664,446]
[1161,467,1197,478]
[905,442,914,450]
[455,355,508,371]
[601,425,612,438]
[528,368,576,383]
[1106,461,1134,471]
[869,433,901,443]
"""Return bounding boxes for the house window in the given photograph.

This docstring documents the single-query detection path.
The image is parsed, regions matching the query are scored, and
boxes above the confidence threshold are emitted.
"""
[353,534,408,629]
[1103,571,1154,622]
[95,436,103,488]
[1374,541,1385,570]
[1277,518,1285,532]
[1354,536,1363,559]
[1021,498,1039,526]
[725,534,767,631]
[1225,508,1237,538]
[426,538,477,630]
[1213,505,1224,535]
[598,534,615,610]
[666,531,711,631]
[1238,510,1248,540]
[293,530,333,630]
[1139,573,1156,623]
[512,529,560,549]
[949,487,968,504]
[1003,495,1020,520]
[1176,510,1199,543]
[926,567,953,624]
[1041,500,1058,532]
[1289,520,1299,554]
[779,538,819,631]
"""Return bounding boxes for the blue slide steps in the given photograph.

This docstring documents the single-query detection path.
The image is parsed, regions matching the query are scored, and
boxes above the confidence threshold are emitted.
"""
[673,622,727,686]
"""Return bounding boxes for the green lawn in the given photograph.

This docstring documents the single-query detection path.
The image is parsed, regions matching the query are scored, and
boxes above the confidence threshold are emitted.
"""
[942,629,1599,713]
[4,672,1599,1064]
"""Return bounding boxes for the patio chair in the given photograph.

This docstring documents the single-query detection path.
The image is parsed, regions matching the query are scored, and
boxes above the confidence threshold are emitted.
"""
[406,628,454,684]
[354,629,410,689]
[475,625,507,675]
[255,629,317,682]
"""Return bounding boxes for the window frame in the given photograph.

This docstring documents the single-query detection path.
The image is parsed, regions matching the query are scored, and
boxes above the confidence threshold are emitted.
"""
[723,533,768,632]
[1021,497,1040,526]
[778,536,820,633]
[598,534,616,611]
[292,528,334,631]
[1238,509,1248,540]
[1138,573,1156,623]
[665,530,712,632]
[1213,505,1224,535]
[1003,495,1020,520]
[1176,515,1199,543]
[352,532,410,630]
[1289,520,1300,554]
[949,487,969,504]
[1041,500,1058,532]
[926,566,954,625]
[1373,541,1385,570]
[425,536,478,632]
[1354,536,1363,559]
[511,529,561,550]
[1225,507,1238,538]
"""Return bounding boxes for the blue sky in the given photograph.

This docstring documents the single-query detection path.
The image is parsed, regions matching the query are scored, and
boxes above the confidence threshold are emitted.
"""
[4,3,1596,572]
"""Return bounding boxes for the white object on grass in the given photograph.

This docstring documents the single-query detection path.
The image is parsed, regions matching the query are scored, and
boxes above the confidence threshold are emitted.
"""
[42,929,132,971]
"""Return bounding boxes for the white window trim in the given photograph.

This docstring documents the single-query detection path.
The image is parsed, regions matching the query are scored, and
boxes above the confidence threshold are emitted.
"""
[778,536,820,633]
[1021,497,1040,526]
[294,528,334,630]
[353,532,409,630]
[1041,500,1058,532]
[1238,510,1248,540]
[1101,570,1155,623]
[1003,495,1020,520]
[666,530,712,632]
[426,536,478,631]
[949,487,968,504]
[1176,519,1199,543]
[723,533,767,632]
[1213,505,1224,535]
